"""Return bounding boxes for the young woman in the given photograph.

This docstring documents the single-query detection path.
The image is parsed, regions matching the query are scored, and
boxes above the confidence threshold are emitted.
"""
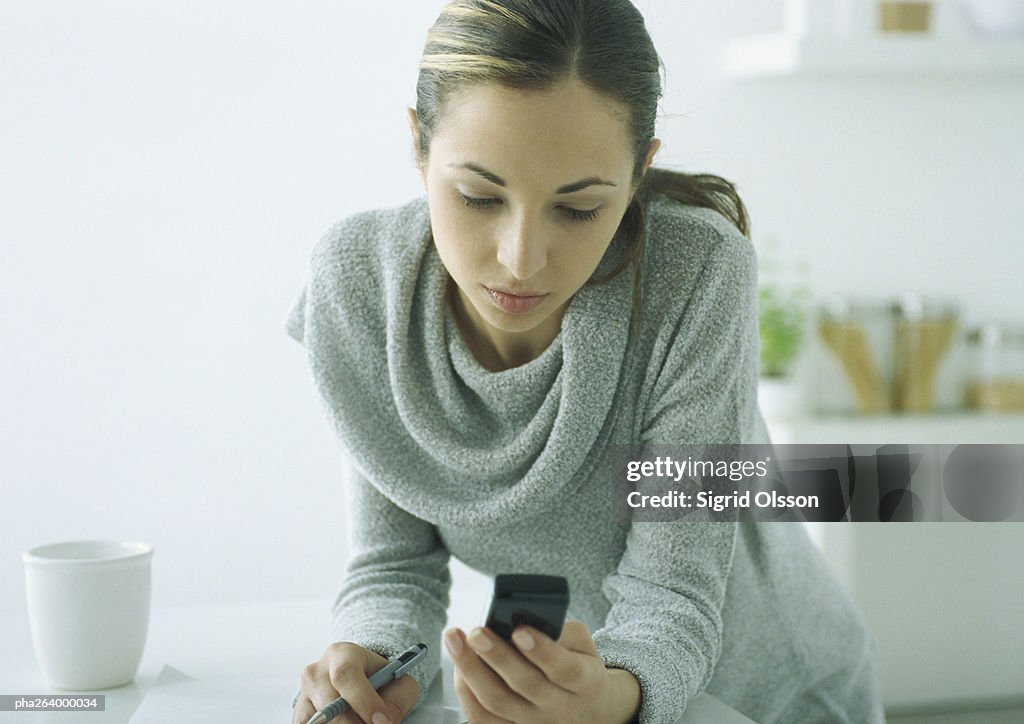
[287,1,884,723]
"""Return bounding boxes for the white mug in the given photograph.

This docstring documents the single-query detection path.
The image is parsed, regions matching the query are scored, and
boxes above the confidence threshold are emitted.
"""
[22,540,153,690]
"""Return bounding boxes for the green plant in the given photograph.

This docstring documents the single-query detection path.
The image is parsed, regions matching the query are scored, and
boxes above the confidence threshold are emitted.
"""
[759,284,807,379]
[756,238,809,378]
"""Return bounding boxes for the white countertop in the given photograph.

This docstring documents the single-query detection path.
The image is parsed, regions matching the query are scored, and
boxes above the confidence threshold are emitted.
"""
[2,597,347,723]
[1,594,753,723]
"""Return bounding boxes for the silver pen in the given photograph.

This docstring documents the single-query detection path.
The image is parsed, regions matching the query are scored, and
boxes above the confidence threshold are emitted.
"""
[305,643,428,724]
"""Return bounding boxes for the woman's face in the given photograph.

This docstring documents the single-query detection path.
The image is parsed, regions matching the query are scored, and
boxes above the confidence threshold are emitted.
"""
[410,77,659,367]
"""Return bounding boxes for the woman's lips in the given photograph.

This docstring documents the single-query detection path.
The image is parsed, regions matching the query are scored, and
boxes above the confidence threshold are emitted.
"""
[485,286,548,314]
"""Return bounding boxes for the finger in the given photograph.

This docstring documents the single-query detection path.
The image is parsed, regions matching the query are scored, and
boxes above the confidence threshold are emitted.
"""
[446,628,535,721]
[378,674,420,722]
[301,678,415,724]
[291,691,316,724]
[291,687,363,724]
[297,664,351,722]
[510,623,605,696]
[294,687,368,724]
[452,664,515,724]
[464,626,551,704]
[555,620,601,656]
[323,655,400,724]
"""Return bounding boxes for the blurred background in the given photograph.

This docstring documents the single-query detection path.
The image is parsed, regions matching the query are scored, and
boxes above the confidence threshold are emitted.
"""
[1,0,1022,720]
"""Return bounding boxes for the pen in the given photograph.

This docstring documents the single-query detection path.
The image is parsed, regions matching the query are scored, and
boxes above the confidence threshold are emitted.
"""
[305,642,428,724]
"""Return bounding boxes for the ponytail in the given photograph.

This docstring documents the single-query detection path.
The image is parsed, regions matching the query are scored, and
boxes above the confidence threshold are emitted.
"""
[647,168,750,238]
[592,167,751,334]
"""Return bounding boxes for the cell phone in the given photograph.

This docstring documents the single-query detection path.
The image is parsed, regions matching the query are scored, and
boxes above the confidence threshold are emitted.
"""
[484,574,569,643]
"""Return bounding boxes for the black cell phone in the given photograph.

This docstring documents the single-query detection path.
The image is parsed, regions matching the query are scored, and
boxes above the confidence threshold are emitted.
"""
[484,574,569,643]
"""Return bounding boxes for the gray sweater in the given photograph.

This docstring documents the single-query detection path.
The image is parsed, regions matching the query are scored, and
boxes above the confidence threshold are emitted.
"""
[285,194,885,723]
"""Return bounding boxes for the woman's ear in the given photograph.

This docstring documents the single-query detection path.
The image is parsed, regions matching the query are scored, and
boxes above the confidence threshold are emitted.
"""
[630,138,662,201]
[642,138,661,176]
[406,107,426,185]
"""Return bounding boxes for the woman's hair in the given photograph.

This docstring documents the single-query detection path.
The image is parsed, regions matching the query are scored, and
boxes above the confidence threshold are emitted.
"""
[413,0,750,321]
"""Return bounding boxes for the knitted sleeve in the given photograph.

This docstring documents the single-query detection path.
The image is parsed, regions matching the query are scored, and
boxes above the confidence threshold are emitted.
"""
[283,210,451,713]
[328,463,452,712]
[592,227,767,723]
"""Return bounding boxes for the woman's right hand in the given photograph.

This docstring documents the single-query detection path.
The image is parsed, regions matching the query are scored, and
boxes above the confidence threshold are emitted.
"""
[291,642,420,724]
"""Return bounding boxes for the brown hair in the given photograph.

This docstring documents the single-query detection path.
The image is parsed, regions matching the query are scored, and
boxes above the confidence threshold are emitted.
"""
[413,0,750,321]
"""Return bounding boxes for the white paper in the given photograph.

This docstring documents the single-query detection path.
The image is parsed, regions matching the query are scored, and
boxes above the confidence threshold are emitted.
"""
[129,665,464,724]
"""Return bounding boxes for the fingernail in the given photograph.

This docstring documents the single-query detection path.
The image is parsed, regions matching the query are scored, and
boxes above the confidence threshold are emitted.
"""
[469,628,493,652]
[512,629,534,650]
[372,713,391,724]
[445,628,463,655]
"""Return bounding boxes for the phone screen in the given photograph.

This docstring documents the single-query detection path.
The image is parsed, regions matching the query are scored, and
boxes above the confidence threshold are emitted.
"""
[483,574,569,643]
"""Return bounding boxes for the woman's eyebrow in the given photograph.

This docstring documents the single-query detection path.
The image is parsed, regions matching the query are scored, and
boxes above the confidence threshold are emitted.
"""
[447,161,617,194]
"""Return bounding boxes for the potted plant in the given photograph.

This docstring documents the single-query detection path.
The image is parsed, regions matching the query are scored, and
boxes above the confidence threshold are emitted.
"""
[757,243,809,421]
[760,284,806,379]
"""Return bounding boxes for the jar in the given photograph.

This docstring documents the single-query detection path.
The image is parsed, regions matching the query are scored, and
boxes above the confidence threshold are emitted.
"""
[878,1,932,32]
[892,294,961,413]
[810,298,895,415]
[964,323,1024,412]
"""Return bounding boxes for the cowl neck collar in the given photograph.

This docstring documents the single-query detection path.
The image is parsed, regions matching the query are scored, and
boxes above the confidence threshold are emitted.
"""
[339,198,633,528]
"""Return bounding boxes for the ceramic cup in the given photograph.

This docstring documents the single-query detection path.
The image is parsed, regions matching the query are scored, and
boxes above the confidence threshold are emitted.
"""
[22,540,153,690]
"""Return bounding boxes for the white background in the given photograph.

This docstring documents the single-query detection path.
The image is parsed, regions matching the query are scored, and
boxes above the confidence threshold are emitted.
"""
[0,0,792,615]
[2,0,1023,709]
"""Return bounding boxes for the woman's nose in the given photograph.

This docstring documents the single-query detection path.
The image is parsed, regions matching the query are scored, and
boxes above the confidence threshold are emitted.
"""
[496,213,547,281]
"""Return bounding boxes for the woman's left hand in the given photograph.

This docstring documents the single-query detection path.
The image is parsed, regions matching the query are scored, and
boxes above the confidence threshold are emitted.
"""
[445,620,639,724]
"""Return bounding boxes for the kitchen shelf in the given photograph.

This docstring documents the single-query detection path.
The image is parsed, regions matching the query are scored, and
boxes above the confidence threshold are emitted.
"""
[766,411,1024,444]
[723,33,1024,78]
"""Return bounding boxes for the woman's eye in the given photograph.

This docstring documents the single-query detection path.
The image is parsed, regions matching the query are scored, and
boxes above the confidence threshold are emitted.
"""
[455,191,498,209]
[560,206,600,223]
[455,191,599,223]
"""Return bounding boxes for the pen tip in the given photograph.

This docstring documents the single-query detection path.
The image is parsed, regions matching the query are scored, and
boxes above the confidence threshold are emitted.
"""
[306,714,325,724]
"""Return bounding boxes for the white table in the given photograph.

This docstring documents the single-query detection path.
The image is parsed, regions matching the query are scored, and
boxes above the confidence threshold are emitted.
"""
[1,596,753,723]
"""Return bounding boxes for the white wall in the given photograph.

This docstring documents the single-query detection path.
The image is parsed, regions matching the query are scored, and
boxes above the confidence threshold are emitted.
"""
[2,5,1022,702]
[0,0,443,615]
[0,0,782,618]
[705,77,1024,326]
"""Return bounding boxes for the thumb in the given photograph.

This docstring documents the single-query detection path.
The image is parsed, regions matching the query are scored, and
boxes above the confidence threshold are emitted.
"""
[556,620,600,656]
